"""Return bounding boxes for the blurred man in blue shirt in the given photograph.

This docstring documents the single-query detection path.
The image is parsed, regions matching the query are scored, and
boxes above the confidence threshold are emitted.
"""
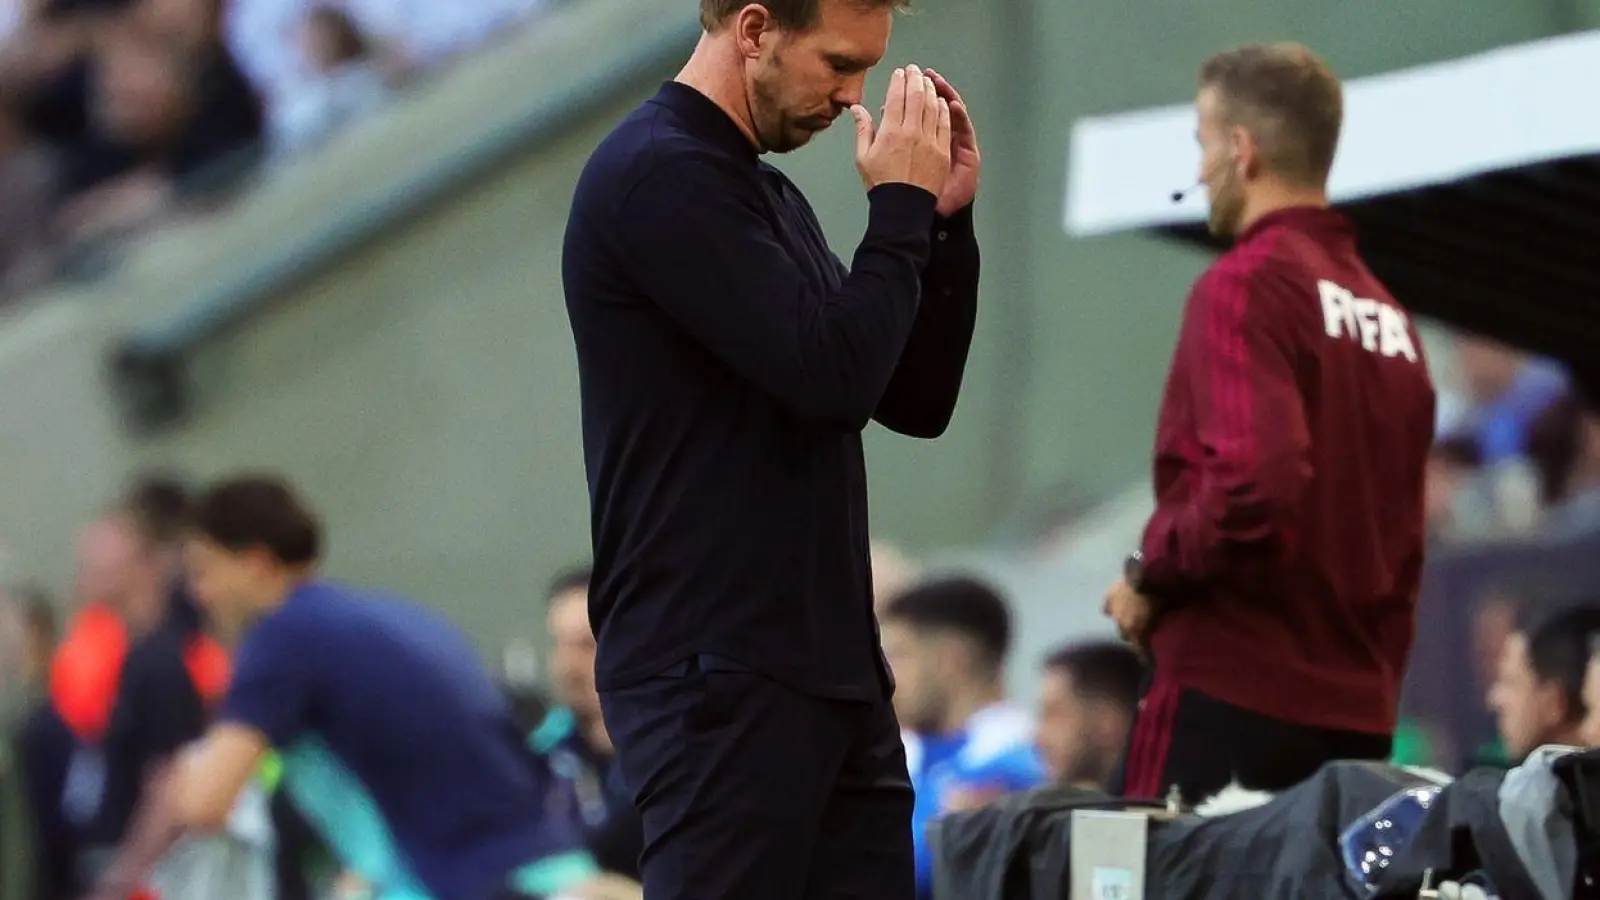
[878,577,1045,899]
[86,475,599,900]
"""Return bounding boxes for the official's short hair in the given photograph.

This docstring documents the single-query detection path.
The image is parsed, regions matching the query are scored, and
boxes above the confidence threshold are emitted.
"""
[546,565,591,602]
[699,0,910,32]
[1517,602,1600,724]
[882,576,1010,674]
[1198,42,1343,188]
[194,474,323,567]
[1042,641,1142,714]
[121,470,193,547]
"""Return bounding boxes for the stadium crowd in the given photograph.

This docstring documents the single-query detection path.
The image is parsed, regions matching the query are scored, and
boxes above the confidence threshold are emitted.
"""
[0,0,549,303]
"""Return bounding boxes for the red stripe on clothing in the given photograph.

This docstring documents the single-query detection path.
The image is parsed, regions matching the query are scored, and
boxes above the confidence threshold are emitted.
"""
[1123,679,1181,799]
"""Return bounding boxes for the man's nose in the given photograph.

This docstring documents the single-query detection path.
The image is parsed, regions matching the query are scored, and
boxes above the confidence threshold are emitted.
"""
[835,75,867,109]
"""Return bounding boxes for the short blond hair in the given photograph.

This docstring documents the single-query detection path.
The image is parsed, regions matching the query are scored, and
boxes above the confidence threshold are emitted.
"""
[1199,42,1343,187]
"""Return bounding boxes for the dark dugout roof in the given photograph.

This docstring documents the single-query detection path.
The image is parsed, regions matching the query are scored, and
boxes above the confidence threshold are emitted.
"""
[1062,33,1600,401]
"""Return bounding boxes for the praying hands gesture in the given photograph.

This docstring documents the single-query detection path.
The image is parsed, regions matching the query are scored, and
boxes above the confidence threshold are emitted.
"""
[924,67,980,217]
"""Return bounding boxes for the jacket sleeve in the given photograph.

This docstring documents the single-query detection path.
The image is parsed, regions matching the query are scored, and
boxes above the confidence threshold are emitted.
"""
[872,203,981,438]
[617,152,937,431]
[1139,266,1313,595]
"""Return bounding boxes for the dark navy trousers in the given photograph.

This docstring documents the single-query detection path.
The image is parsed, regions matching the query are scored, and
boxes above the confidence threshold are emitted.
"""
[601,655,914,900]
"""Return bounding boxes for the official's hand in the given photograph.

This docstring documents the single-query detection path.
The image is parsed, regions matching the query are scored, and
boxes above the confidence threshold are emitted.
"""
[924,68,980,217]
[853,64,951,199]
[1102,577,1154,652]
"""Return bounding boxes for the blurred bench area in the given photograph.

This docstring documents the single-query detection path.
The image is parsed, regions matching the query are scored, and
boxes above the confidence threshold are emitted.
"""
[0,0,1598,854]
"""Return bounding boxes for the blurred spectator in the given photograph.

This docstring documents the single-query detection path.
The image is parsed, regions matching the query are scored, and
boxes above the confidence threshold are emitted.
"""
[0,588,27,692]
[1423,434,1486,542]
[226,0,547,129]
[880,577,1045,900]
[0,0,544,307]
[2,0,262,248]
[269,5,386,155]
[133,0,265,184]
[54,474,229,892]
[1583,633,1600,748]
[0,0,111,105]
[1527,389,1600,537]
[0,97,60,299]
[77,499,205,856]
[55,7,263,241]
[1034,641,1141,791]
[529,565,642,885]
[1485,603,1600,763]
[2,585,79,900]
[1448,336,1567,464]
[0,584,54,694]
[498,637,551,735]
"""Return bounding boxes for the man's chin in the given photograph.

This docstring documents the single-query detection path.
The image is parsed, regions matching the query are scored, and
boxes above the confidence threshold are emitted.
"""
[777,131,821,154]
[769,119,835,154]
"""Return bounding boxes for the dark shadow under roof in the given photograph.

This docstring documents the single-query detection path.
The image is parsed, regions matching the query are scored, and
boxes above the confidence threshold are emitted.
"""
[1157,152,1600,400]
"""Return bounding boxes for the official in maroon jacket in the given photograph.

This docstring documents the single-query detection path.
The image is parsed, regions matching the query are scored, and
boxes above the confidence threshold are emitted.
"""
[1103,42,1437,804]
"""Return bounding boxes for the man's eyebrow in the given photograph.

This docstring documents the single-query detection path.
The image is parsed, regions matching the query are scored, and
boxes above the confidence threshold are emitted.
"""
[825,52,873,71]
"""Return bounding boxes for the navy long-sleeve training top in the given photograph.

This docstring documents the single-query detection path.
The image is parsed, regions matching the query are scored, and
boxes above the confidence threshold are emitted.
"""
[561,81,981,701]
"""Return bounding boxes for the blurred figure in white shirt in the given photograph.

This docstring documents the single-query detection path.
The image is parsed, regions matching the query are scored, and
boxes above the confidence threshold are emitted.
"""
[269,5,386,155]
[227,0,549,134]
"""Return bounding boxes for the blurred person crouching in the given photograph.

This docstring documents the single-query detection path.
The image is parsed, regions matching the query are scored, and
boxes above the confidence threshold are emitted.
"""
[1486,602,1600,764]
[529,566,643,894]
[268,5,387,156]
[879,577,1045,900]
[1035,641,1141,792]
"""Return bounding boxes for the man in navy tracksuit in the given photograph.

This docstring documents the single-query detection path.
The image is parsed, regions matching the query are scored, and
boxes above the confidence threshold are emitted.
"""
[561,0,984,896]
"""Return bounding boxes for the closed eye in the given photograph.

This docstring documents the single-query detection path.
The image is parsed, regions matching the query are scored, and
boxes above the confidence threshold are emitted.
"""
[826,54,871,75]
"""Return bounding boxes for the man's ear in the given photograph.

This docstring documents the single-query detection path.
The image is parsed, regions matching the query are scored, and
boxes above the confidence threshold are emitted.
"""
[1538,680,1577,733]
[946,635,983,681]
[1094,706,1133,749]
[733,4,774,60]
[1231,125,1259,178]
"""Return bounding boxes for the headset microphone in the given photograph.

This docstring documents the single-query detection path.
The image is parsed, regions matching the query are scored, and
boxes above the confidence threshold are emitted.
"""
[1171,183,1200,203]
